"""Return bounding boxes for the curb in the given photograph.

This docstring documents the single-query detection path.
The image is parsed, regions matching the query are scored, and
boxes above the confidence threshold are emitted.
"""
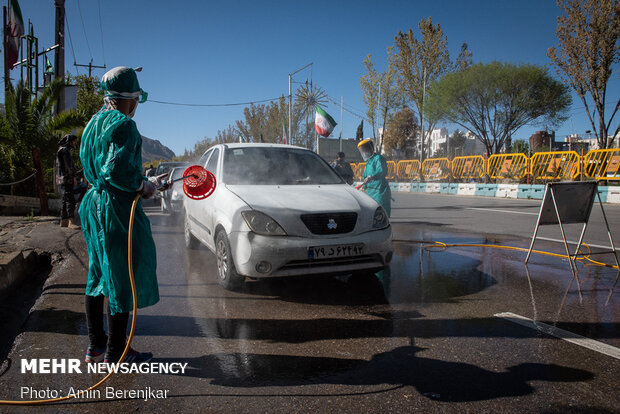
[0,249,52,296]
[353,182,620,204]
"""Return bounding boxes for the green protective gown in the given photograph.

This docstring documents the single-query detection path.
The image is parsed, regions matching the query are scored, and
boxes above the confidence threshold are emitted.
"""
[362,153,391,216]
[79,109,159,315]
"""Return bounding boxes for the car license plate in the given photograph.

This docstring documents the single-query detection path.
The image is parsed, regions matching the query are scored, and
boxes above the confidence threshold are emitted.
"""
[308,244,364,260]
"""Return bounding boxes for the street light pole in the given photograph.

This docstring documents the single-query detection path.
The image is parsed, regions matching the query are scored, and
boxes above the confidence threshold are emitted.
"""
[288,74,292,145]
[288,62,313,147]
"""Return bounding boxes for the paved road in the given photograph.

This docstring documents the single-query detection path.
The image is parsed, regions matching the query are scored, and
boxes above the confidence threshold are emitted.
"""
[0,194,618,413]
[391,192,620,251]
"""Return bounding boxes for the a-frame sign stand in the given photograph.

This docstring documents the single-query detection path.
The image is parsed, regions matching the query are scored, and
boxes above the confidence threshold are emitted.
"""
[525,182,619,303]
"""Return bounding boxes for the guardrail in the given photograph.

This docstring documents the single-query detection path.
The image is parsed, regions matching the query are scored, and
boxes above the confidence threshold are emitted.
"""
[396,160,421,180]
[530,151,580,180]
[583,148,620,180]
[386,161,397,180]
[421,157,450,180]
[487,153,529,179]
[346,148,620,182]
[452,155,485,180]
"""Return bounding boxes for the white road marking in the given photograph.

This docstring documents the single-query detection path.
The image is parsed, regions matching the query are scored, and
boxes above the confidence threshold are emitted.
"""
[465,207,538,216]
[535,236,620,252]
[495,312,620,360]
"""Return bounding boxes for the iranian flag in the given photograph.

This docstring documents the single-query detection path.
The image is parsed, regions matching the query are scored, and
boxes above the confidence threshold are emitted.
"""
[315,106,337,137]
[5,0,24,70]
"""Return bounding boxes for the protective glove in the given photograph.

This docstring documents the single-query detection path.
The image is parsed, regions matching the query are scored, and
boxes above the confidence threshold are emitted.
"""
[363,176,372,185]
[150,173,170,191]
[140,180,157,199]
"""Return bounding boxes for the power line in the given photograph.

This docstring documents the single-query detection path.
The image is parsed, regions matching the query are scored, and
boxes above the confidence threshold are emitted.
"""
[77,0,92,60]
[326,95,368,121]
[97,0,106,65]
[64,15,79,75]
[148,96,283,107]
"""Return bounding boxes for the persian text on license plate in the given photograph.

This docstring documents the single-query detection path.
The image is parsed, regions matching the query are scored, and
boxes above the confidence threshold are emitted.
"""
[308,244,364,260]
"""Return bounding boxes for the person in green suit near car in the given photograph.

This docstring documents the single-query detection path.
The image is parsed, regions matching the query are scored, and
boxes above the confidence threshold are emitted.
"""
[80,66,165,365]
[358,138,391,217]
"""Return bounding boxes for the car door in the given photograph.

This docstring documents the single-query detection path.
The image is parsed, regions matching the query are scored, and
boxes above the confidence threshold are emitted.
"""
[185,148,214,244]
[200,147,221,251]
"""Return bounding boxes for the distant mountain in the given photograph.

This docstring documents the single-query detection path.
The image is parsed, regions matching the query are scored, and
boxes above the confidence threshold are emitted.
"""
[142,136,175,163]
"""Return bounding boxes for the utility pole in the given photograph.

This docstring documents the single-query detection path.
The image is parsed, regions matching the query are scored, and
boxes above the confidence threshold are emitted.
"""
[288,74,292,145]
[54,0,65,114]
[3,6,9,93]
[75,59,106,77]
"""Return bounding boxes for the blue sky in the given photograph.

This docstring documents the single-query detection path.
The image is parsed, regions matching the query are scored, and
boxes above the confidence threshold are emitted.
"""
[6,0,619,155]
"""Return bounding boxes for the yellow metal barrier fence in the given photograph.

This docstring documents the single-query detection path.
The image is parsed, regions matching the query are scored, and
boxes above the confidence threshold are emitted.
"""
[451,155,485,179]
[353,162,366,181]
[396,160,421,180]
[583,148,620,180]
[421,158,451,180]
[386,161,397,180]
[530,151,580,180]
[487,153,529,179]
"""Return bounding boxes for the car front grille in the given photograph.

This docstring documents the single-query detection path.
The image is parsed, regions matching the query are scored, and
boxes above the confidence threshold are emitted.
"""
[300,212,357,235]
[278,254,378,271]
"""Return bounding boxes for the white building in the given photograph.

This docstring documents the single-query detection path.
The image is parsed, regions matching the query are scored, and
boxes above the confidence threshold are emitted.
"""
[428,128,487,157]
[462,131,487,156]
[429,128,449,157]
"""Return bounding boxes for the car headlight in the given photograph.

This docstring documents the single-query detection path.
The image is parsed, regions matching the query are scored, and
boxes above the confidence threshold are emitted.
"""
[372,207,389,229]
[241,211,287,236]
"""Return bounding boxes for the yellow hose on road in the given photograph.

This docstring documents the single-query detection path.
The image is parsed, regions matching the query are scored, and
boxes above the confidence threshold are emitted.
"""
[394,239,619,270]
[0,194,142,405]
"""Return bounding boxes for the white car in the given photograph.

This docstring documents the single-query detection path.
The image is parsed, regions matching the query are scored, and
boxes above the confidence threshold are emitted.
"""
[161,166,189,214]
[183,143,393,290]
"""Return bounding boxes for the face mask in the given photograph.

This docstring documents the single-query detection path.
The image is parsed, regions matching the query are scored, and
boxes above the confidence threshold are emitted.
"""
[128,100,138,118]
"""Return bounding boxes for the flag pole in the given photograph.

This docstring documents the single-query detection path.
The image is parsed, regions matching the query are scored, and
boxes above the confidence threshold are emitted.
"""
[3,5,9,93]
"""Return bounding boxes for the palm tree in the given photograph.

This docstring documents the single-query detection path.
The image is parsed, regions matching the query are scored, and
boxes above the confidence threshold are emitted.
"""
[3,78,86,214]
[294,82,328,149]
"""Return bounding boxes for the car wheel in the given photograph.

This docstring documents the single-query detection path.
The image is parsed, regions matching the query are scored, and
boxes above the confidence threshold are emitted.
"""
[215,231,244,291]
[184,213,200,249]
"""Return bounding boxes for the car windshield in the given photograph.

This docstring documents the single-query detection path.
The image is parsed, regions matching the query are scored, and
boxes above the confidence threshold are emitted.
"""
[169,167,186,182]
[223,147,344,185]
[156,162,188,175]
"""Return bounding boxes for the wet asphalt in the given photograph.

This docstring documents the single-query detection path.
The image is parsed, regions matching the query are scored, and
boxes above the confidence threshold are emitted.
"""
[0,193,618,413]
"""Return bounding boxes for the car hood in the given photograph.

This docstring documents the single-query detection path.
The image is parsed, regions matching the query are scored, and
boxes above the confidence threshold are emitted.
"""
[226,184,380,236]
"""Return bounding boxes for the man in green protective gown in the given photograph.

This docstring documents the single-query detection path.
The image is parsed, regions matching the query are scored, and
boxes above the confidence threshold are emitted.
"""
[80,66,163,364]
[358,139,391,216]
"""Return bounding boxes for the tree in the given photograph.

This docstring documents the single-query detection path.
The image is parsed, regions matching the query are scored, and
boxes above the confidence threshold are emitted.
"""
[383,107,418,153]
[392,17,451,160]
[426,62,572,156]
[449,129,467,157]
[377,47,404,153]
[236,96,288,144]
[455,43,473,72]
[360,54,379,139]
[215,125,239,144]
[356,120,364,140]
[360,50,403,150]
[548,0,620,148]
[70,74,104,120]
[511,139,530,154]
[3,78,85,213]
